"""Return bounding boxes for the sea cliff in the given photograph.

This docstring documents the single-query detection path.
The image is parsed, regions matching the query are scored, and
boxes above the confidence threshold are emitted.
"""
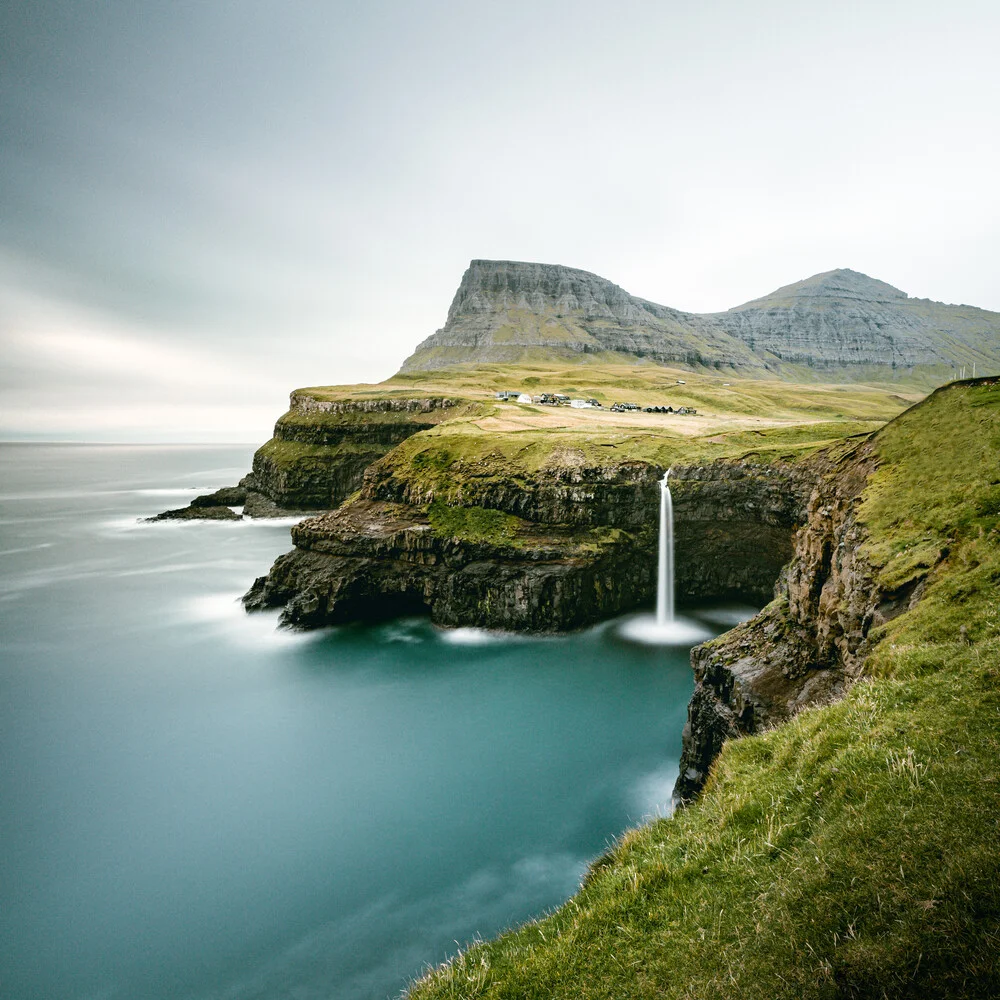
[405,376,1000,999]
[242,451,817,629]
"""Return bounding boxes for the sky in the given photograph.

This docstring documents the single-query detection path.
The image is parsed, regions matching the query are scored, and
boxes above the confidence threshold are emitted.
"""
[2,0,998,442]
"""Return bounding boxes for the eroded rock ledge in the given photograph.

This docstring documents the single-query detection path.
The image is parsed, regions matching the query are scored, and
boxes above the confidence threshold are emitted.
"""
[673,438,923,803]
[242,454,816,630]
[243,500,651,631]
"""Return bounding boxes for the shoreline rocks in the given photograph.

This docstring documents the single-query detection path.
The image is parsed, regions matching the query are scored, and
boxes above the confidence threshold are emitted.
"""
[243,500,651,631]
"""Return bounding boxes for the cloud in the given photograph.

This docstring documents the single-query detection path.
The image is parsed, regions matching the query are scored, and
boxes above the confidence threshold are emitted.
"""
[0,263,291,440]
[1,1,998,440]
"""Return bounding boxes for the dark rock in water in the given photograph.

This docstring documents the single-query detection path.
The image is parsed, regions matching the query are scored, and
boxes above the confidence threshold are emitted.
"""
[146,505,241,522]
[243,499,651,632]
[190,486,247,507]
[241,490,314,519]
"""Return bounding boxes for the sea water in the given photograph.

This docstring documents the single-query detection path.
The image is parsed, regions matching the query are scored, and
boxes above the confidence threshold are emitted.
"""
[0,444,754,1000]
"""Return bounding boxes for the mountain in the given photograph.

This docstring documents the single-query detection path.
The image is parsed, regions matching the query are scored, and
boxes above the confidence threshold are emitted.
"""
[399,261,1000,384]
[400,260,764,373]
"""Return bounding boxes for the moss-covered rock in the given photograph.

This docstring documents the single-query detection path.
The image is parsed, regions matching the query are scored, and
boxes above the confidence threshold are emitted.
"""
[243,500,649,631]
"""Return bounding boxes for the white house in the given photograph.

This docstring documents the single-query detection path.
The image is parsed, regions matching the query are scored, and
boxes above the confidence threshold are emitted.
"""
[517,393,533,404]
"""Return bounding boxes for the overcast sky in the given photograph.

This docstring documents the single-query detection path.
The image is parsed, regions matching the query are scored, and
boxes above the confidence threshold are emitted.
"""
[2,0,998,441]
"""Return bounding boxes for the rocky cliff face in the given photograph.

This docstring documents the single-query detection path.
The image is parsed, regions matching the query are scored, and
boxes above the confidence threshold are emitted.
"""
[243,500,652,631]
[401,260,766,373]
[243,449,815,629]
[711,268,997,376]
[400,261,1000,384]
[671,460,816,602]
[238,395,463,515]
[673,438,896,802]
[365,449,815,604]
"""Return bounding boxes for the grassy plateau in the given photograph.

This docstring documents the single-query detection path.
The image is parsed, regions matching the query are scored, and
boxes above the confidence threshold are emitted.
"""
[278,363,919,488]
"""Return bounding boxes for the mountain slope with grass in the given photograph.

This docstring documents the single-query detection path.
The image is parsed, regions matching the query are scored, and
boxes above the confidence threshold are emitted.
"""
[400,261,1000,387]
[406,378,1000,999]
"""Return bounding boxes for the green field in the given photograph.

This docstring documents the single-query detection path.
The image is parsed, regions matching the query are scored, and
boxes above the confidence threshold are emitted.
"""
[280,363,920,486]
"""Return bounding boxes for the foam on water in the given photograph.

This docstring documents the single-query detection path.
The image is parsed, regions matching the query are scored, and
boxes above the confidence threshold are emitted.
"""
[630,763,679,820]
[437,625,524,646]
[182,592,318,648]
[374,618,429,643]
[102,513,303,533]
[617,613,712,646]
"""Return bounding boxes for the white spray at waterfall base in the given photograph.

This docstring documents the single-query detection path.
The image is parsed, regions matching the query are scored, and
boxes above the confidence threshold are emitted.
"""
[619,469,711,646]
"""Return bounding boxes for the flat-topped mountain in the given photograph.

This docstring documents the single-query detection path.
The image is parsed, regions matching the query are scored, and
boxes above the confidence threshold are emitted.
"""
[402,260,763,373]
[400,260,1000,384]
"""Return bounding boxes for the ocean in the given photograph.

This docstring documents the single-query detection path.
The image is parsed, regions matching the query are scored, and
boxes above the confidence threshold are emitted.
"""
[0,443,752,1000]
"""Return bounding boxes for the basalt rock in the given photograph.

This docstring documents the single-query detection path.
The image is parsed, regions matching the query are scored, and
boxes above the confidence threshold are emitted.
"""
[146,504,242,522]
[190,486,247,507]
[149,484,246,520]
[399,259,765,374]
[673,438,898,803]
[243,500,650,631]
[243,452,815,631]
[670,460,815,604]
[362,455,665,530]
[363,453,815,606]
[243,395,464,514]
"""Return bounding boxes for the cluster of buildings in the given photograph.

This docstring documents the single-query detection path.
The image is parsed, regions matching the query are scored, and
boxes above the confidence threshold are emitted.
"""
[495,391,601,407]
[495,391,696,415]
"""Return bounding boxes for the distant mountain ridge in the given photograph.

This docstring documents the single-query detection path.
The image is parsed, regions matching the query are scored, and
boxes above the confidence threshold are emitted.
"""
[399,261,1000,384]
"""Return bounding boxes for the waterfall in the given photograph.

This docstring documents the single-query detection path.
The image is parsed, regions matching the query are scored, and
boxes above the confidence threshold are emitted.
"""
[656,470,674,624]
[620,467,708,645]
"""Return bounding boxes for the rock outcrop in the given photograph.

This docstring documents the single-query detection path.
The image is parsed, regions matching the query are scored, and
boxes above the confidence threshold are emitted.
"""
[146,504,242,522]
[150,394,467,521]
[713,268,998,377]
[243,500,650,631]
[400,261,1000,385]
[671,460,815,602]
[240,395,464,514]
[242,449,815,629]
[673,438,895,802]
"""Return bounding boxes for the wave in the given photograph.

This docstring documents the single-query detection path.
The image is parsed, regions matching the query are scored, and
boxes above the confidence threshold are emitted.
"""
[436,625,527,646]
[181,592,318,649]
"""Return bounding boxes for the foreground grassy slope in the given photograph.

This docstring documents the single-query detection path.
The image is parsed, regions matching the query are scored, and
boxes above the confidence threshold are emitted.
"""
[407,380,1000,999]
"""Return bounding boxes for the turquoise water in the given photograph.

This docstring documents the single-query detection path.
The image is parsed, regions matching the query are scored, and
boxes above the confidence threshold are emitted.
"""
[0,444,753,1000]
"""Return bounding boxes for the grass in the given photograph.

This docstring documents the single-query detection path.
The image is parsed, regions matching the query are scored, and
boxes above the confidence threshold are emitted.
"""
[254,437,384,468]
[293,362,920,421]
[367,419,883,505]
[258,364,920,500]
[405,379,1000,998]
[427,500,520,546]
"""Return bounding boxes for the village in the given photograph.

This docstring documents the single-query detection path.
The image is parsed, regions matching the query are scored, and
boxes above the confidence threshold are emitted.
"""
[494,390,697,415]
